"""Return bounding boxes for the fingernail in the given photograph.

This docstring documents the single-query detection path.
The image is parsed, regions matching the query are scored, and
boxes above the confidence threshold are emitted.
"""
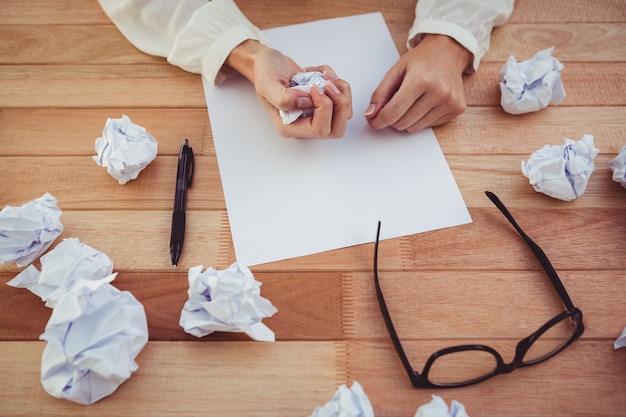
[297,96,313,109]
[363,103,376,117]
[323,70,338,80]
[326,79,340,94]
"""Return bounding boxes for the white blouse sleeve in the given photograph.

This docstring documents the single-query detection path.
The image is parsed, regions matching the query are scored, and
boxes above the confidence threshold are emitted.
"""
[409,0,514,73]
[98,0,269,86]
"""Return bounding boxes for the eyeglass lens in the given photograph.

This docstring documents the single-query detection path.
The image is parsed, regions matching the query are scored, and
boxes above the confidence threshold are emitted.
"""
[428,350,498,385]
[522,312,581,364]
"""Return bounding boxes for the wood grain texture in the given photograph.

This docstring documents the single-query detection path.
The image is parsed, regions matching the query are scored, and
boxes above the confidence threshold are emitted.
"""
[2,0,625,25]
[3,62,626,108]
[4,23,624,65]
[0,108,213,156]
[1,0,625,415]
[486,23,626,62]
[1,106,624,157]
[507,0,626,23]
[0,340,623,416]
[349,340,626,417]
[0,341,346,416]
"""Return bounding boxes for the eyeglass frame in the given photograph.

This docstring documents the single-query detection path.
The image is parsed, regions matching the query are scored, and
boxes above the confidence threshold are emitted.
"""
[373,191,585,388]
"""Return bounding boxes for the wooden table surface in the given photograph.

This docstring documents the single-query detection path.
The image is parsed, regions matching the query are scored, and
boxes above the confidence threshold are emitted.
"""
[1,1,625,416]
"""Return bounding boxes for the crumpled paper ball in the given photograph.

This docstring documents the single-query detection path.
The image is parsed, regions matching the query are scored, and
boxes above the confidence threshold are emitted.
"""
[40,276,148,405]
[280,71,327,124]
[93,115,158,184]
[608,145,626,189]
[7,237,114,308]
[0,192,63,267]
[179,262,278,341]
[499,47,566,115]
[309,381,374,417]
[414,395,469,417]
[522,134,599,201]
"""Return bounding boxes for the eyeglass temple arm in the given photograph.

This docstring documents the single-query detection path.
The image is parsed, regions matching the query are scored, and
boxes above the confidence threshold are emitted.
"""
[374,221,421,382]
[484,191,576,311]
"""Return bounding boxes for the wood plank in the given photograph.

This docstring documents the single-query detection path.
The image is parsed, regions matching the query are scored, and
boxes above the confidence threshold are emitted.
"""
[0,210,225,274]
[1,152,622,212]
[465,62,626,107]
[508,0,626,23]
[0,65,205,108]
[0,340,346,416]
[397,207,626,272]
[0,340,622,416]
[0,1,111,24]
[0,108,213,156]
[0,25,160,64]
[6,268,621,342]
[342,271,626,339]
[3,63,625,108]
[1,206,620,275]
[4,23,624,65]
[1,107,623,157]
[450,154,625,209]
[3,0,625,26]
[0,271,344,341]
[349,340,626,417]
[435,106,626,155]
[0,156,225,210]
[486,23,626,62]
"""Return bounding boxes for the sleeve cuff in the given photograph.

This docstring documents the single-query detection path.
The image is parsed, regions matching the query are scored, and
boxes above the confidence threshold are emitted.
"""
[407,19,481,73]
[167,0,269,86]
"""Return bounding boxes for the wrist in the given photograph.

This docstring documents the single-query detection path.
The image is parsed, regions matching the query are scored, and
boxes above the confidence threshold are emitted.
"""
[420,34,472,73]
[225,39,267,82]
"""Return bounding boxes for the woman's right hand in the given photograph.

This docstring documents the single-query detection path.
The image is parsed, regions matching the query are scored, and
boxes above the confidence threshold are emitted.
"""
[226,40,352,139]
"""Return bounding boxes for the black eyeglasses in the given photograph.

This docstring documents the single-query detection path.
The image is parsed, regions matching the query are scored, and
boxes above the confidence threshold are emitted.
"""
[374,191,584,388]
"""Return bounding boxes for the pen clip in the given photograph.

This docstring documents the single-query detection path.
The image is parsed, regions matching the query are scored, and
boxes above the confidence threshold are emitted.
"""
[183,139,194,188]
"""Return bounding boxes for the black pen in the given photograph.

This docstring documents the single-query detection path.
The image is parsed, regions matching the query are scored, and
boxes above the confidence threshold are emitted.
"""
[170,139,194,268]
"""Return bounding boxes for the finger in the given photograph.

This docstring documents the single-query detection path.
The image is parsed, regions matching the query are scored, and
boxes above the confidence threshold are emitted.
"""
[268,86,313,113]
[272,85,335,139]
[403,107,454,134]
[369,79,428,131]
[307,84,335,137]
[405,104,464,133]
[391,92,440,132]
[305,65,338,80]
[394,85,465,132]
[364,64,404,122]
[323,78,352,138]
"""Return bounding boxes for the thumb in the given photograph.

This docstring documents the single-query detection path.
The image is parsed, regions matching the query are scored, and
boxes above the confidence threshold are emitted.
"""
[264,82,313,112]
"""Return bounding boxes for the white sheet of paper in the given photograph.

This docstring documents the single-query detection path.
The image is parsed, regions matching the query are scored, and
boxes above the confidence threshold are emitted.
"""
[204,13,472,266]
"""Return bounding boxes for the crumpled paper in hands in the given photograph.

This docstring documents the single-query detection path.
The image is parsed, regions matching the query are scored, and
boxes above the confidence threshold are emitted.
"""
[609,145,626,189]
[614,325,626,350]
[521,134,599,201]
[0,192,63,267]
[499,47,566,115]
[280,71,327,124]
[179,263,278,341]
[7,238,113,308]
[309,381,374,417]
[93,115,158,184]
[414,395,469,417]
[40,275,148,405]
